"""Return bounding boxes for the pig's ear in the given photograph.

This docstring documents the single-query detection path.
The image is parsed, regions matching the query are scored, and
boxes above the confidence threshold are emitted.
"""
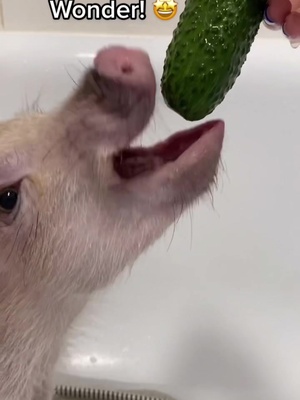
[0,152,31,188]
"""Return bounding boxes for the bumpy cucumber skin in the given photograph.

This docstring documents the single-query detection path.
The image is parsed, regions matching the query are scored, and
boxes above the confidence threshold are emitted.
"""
[161,0,267,121]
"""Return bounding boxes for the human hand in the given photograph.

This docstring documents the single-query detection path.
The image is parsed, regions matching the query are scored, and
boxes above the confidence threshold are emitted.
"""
[264,0,300,47]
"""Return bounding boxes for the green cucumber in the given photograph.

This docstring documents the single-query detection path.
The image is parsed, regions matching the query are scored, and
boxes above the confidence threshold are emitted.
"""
[161,0,267,121]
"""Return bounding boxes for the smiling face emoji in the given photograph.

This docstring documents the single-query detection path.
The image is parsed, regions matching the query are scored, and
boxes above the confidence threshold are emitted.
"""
[153,0,178,20]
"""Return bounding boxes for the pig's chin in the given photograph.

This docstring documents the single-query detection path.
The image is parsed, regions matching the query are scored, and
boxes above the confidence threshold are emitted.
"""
[113,119,224,181]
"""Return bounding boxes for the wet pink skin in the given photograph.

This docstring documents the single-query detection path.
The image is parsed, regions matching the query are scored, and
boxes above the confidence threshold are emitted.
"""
[267,0,300,38]
[94,46,156,98]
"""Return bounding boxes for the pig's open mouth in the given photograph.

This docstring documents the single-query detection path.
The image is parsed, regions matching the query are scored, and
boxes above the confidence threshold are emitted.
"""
[113,120,222,180]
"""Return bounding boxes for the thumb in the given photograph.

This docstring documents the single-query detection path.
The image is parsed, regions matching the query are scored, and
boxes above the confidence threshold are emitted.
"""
[266,0,291,25]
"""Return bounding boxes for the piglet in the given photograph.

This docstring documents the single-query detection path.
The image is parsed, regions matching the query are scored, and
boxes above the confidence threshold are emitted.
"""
[0,46,224,400]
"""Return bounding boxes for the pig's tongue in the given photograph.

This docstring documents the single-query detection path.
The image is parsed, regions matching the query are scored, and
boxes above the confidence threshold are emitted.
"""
[113,120,218,179]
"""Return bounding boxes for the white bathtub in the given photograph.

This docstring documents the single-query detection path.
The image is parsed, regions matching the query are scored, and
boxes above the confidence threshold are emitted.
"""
[1,31,300,400]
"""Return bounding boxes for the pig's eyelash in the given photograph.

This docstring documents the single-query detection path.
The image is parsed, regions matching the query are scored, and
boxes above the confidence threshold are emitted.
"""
[0,180,22,209]
[0,180,20,193]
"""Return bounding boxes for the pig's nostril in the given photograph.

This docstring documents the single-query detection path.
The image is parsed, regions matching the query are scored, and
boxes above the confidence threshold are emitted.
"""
[121,62,133,74]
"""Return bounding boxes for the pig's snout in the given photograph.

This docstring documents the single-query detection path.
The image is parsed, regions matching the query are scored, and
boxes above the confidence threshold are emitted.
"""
[59,46,156,153]
[93,46,156,98]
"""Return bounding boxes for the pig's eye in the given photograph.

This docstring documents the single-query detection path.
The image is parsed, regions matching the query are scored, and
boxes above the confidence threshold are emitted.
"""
[0,188,19,213]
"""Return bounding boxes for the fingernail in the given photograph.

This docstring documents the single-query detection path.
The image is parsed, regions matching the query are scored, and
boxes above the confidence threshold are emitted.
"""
[264,8,276,26]
[289,37,300,49]
[282,24,300,48]
[282,23,289,36]
[263,7,281,30]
